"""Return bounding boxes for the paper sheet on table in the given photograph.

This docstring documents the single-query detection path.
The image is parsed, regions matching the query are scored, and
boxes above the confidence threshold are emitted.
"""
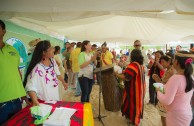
[30,103,52,118]
[43,119,70,126]
[43,107,77,126]
[44,100,57,104]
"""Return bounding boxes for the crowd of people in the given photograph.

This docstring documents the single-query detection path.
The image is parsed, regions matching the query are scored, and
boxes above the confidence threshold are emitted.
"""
[1,19,194,126]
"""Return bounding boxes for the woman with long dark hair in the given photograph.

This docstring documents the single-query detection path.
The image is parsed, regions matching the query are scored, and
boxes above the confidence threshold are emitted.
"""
[115,49,146,126]
[190,49,194,126]
[78,40,97,102]
[24,40,68,106]
[152,52,176,126]
[148,50,165,105]
[157,51,194,126]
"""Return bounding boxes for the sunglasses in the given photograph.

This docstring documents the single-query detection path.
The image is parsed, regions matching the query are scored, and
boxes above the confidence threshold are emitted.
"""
[134,44,141,47]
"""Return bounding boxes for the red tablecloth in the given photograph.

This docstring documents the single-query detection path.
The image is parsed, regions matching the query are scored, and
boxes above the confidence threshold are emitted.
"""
[4,101,85,126]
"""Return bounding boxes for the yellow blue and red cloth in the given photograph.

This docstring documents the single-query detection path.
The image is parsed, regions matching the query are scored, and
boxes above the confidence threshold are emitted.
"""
[3,101,94,126]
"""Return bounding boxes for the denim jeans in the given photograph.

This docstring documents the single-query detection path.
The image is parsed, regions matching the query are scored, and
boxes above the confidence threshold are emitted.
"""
[78,77,93,102]
[149,79,158,105]
[0,98,22,125]
[75,73,82,95]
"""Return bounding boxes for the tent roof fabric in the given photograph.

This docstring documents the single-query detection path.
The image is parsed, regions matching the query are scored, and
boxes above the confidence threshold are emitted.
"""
[1,0,194,45]
[1,0,194,21]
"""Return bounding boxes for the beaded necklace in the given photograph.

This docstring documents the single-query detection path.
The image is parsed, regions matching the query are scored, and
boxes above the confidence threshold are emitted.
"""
[40,63,53,73]
[161,65,174,83]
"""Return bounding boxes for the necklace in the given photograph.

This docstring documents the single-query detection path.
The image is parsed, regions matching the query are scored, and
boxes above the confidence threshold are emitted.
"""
[40,63,53,73]
[161,65,174,83]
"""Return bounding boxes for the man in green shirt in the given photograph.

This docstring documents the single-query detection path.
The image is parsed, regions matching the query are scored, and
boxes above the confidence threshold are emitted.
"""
[0,20,27,124]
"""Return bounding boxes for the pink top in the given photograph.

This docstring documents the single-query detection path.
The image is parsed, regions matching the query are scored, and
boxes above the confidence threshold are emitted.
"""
[157,75,193,116]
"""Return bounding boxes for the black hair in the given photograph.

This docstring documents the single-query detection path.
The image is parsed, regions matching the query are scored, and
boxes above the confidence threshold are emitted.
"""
[54,46,60,54]
[160,52,174,65]
[81,40,90,52]
[92,44,97,47]
[177,45,182,48]
[76,42,82,48]
[64,42,69,48]
[155,50,164,56]
[175,51,193,92]
[130,49,144,65]
[23,40,51,87]
[0,20,6,30]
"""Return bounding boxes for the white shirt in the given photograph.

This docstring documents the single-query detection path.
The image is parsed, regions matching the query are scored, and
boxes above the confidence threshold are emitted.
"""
[78,53,94,79]
[25,59,61,101]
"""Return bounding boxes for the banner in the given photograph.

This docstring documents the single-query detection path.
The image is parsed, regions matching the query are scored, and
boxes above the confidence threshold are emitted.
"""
[6,37,28,69]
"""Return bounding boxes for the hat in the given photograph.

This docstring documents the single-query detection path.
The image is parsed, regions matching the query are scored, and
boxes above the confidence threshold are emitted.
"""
[29,38,41,47]
[101,42,108,49]
[71,42,76,45]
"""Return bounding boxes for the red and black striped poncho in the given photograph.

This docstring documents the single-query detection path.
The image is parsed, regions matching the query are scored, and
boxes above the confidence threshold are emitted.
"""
[121,62,146,125]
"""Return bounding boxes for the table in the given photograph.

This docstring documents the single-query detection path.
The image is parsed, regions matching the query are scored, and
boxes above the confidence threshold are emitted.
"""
[3,101,94,126]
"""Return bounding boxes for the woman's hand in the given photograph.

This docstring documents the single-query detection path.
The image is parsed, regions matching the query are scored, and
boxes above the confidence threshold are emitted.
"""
[32,100,39,106]
[152,74,161,82]
[155,57,160,64]
[28,91,39,106]
[94,51,99,57]
[91,55,96,61]
[155,87,161,92]
[114,71,119,77]
[63,82,68,90]
[21,96,31,106]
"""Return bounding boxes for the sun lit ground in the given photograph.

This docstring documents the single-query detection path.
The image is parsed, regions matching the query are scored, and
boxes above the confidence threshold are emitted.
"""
[63,76,162,126]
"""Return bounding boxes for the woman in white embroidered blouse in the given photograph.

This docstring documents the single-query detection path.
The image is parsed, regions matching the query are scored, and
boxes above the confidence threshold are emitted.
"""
[23,40,68,106]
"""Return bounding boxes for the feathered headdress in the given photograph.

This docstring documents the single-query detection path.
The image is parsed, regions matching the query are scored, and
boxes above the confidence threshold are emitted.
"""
[101,41,108,48]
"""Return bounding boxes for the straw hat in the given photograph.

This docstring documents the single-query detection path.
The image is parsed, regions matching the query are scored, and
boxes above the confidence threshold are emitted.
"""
[28,38,41,47]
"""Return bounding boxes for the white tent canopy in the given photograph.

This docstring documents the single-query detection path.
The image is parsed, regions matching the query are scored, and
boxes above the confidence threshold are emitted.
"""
[1,0,194,45]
